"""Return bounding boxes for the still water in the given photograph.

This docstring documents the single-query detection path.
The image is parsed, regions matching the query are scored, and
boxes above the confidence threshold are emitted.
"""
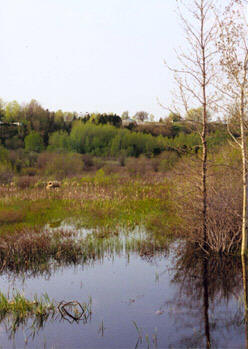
[0,228,245,349]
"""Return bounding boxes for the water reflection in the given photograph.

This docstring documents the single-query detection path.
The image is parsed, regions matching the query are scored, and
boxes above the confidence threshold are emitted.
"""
[0,231,247,348]
[0,228,169,280]
[242,255,248,349]
[171,242,244,348]
[203,258,210,349]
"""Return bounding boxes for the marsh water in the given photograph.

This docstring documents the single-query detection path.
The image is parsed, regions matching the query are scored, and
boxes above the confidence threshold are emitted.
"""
[0,225,246,349]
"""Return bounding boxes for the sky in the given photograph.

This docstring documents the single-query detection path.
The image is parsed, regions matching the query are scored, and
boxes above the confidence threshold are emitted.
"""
[0,0,184,118]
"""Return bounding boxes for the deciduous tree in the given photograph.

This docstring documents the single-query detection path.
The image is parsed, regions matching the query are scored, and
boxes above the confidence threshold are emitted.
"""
[166,0,217,249]
[216,0,248,256]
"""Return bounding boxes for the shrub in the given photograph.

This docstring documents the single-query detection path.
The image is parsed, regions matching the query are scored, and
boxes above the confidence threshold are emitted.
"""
[0,146,9,162]
[16,176,37,189]
[126,156,152,176]
[38,152,83,179]
[48,131,71,151]
[93,158,104,170]
[5,136,24,150]
[21,167,37,176]
[103,162,120,174]
[0,163,13,184]
[24,132,44,153]
[82,154,94,170]
[8,149,38,173]
[159,151,179,172]
[170,156,242,253]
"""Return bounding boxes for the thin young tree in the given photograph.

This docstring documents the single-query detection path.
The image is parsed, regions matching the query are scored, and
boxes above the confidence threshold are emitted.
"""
[216,0,248,256]
[166,0,217,249]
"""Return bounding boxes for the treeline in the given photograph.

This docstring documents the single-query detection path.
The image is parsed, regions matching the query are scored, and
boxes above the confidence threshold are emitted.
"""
[49,123,165,157]
[0,99,228,156]
[0,98,231,184]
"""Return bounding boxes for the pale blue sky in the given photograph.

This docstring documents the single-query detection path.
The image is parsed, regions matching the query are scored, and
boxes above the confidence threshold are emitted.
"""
[0,0,183,118]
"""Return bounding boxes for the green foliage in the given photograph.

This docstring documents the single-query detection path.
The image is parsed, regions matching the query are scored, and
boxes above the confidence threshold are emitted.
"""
[5,135,24,150]
[159,151,179,172]
[0,98,5,121]
[70,122,116,155]
[0,145,9,163]
[25,132,44,153]
[185,107,211,123]
[0,98,231,163]
[0,292,55,319]
[164,132,201,153]
[89,113,122,127]
[48,131,71,151]
[168,112,182,122]
[4,101,21,122]
[207,129,229,149]
[69,123,165,157]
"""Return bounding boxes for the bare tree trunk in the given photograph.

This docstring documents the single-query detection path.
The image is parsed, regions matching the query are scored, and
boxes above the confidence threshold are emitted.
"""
[201,6,208,246]
[166,0,216,249]
[241,90,248,256]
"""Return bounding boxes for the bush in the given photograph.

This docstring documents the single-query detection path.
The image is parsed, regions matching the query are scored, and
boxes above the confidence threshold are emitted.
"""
[38,152,83,179]
[8,149,38,173]
[159,151,179,172]
[0,146,9,163]
[92,158,105,170]
[126,156,152,176]
[170,155,242,253]
[103,162,120,174]
[21,167,37,176]
[25,132,44,153]
[48,131,71,151]
[0,163,13,184]
[16,176,37,189]
[82,154,94,170]
[5,136,24,150]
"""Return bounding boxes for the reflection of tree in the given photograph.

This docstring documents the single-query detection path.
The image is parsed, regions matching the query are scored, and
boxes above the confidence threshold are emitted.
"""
[173,242,242,303]
[203,258,210,349]
[167,242,243,348]
[242,255,248,349]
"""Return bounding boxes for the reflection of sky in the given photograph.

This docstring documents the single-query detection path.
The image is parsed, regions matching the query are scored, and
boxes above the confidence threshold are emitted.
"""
[0,248,245,349]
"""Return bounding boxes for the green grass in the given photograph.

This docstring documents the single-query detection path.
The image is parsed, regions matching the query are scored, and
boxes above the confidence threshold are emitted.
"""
[0,172,176,274]
[0,173,177,236]
[0,292,56,324]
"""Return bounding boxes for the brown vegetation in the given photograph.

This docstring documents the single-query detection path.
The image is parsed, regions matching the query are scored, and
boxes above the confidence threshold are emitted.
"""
[171,150,242,253]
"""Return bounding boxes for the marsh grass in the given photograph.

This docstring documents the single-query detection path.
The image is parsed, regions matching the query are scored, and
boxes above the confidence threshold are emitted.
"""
[0,209,25,225]
[0,226,169,276]
[0,172,175,236]
[0,292,56,336]
[0,291,93,341]
[0,154,242,255]
[0,171,176,275]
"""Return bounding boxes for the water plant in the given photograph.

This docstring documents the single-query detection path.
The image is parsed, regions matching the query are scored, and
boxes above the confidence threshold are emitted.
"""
[0,291,93,342]
[0,292,56,335]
